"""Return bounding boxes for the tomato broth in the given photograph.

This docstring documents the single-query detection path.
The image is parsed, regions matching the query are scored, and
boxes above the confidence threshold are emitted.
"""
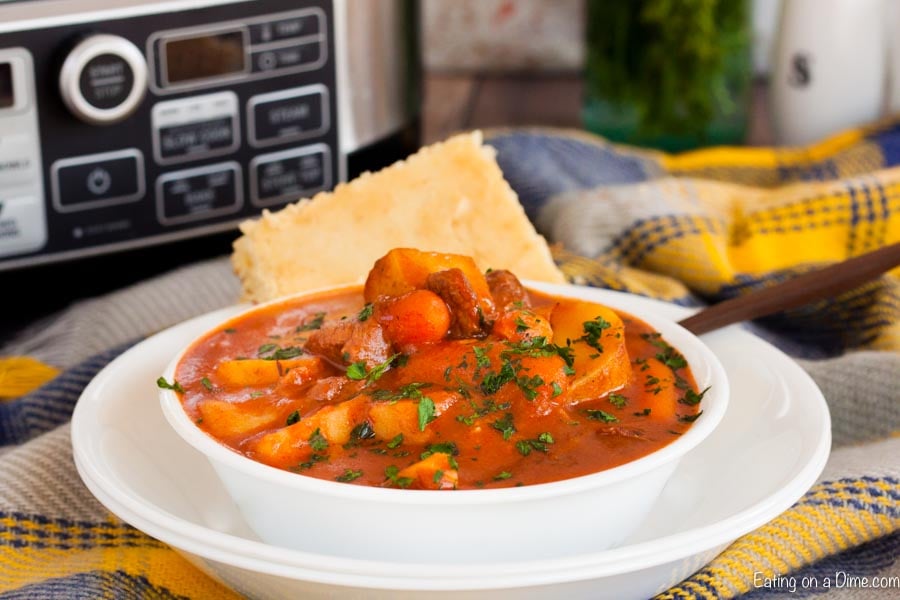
[172,284,704,490]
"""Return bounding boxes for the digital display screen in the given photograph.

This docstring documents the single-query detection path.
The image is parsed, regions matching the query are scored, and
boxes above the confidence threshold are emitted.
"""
[164,30,245,84]
[0,63,14,109]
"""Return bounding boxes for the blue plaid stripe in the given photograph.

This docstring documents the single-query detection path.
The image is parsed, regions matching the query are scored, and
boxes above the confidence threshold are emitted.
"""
[0,571,187,600]
[0,341,138,445]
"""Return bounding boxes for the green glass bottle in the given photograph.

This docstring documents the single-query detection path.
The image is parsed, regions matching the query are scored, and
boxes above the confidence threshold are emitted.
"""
[582,0,751,152]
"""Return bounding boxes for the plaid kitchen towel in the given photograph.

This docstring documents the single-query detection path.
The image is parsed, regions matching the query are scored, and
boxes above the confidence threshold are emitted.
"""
[1,124,899,598]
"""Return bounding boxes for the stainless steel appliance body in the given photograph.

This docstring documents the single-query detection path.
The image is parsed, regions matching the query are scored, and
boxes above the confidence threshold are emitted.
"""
[0,0,419,271]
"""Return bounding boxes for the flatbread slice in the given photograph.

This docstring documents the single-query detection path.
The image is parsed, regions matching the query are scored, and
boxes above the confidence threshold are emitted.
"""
[232,131,564,302]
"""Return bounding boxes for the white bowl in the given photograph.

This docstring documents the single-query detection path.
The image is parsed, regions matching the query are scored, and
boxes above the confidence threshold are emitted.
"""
[159,281,729,564]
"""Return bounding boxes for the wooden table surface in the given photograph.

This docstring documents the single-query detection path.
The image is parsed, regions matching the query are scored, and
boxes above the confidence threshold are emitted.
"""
[422,73,774,147]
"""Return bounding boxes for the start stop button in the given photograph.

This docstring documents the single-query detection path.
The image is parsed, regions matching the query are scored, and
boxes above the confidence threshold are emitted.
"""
[60,35,147,125]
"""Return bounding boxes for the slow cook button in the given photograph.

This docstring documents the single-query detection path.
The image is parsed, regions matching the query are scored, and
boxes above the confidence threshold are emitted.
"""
[157,116,237,161]
[156,162,242,225]
[251,40,322,73]
[249,86,328,146]
[251,145,330,207]
[249,13,321,44]
[51,149,144,213]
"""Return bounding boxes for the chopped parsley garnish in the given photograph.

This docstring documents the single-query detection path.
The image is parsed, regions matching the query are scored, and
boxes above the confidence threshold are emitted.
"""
[296,312,326,332]
[551,382,563,397]
[366,354,399,383]
[286,410,300,426]
[257,343,278,356]
[515,316,530,333]
[417,397,436,431]
[480,358,517,395]
[336,469,363,482]
[658,350,687,370]
[634,357,650,371]
[580,316,611,351]
[295,453,328,470]
[640,332,687,370]
[491,413,516,440]
[156,377,184,393]
[357,303,374,322]
[351,421,375,440]
[272,346,304,360]
[678,411,703,423]
[680,386,709,406]
[516,374,545,400]
[456,398,510,425]
[347,355,401,384]
[645,375,661,387]
[634,408,652,417]
[494,471,513,481]
[372,382,432,402]
[309,428,328,451]
[608,393,628,408]
[433,470,445,483]
[472,346,492,371]
[200,377,213,391]
[386,434,404,449]
[346,361,367,380]
[501,336,575,368]
[384,465,414,488]
[516,432,554,456]
[585,409,618,423]
[257,343,304,360]
[420,442,459,469]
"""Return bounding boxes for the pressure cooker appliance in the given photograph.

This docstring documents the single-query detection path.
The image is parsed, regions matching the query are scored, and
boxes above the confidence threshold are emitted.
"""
[0,0,420,272]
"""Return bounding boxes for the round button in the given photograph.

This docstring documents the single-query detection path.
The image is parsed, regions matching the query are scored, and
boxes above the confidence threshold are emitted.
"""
[60,34,147,125]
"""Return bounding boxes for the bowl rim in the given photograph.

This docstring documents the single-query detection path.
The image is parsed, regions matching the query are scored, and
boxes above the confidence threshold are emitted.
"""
[159,280,730,504]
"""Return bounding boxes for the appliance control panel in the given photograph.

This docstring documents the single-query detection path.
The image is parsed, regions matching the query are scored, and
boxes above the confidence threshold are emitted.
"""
[0,0,338,270]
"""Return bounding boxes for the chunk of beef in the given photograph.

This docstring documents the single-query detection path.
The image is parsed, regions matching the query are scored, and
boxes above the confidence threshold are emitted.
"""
[486,269,529,310]
[304,320,354,365]
[426,268,497,338]
[341,317,392,367]
[304,317,392,368]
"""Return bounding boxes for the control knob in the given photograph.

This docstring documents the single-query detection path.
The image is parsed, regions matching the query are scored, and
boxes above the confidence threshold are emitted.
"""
[59,34,147,125]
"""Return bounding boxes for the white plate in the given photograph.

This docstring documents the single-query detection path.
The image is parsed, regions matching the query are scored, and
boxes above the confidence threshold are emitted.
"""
[71,289,831,600]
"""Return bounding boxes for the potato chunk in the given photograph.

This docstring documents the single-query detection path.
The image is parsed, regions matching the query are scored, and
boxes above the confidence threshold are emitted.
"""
[364,248,492,303]
[251,396,370,468]
[215,356,324,388]
[397,452,458,490]
[638,357,678,422]
[198,399,282,439]
[369,390,461,444]
[550,301,631,402]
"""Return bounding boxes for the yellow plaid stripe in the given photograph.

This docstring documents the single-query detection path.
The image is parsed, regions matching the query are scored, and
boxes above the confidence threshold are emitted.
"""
[0,513,239,597]
[656,477,900,599]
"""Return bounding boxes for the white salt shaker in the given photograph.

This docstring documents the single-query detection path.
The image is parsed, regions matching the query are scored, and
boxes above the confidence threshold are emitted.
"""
[770,0,887,145]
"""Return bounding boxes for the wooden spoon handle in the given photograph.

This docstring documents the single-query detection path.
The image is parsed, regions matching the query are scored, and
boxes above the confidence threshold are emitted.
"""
[678,242,900,336]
